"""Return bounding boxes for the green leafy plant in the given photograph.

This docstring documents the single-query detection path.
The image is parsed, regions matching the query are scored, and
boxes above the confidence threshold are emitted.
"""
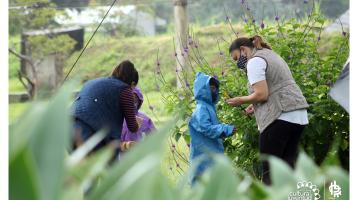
[155,1,349,178]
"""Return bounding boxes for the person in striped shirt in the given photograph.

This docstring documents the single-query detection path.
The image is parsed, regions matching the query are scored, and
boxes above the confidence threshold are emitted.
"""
[72,60,143,157]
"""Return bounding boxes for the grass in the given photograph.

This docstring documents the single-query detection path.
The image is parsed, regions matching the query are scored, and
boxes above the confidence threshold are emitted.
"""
[9,23,240,94]
[9,78,26,92]
[9,34,21,81]
[9,102,30,125]
[8,22,342,94]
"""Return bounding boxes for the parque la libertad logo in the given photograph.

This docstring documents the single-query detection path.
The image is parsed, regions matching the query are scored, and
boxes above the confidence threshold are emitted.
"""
[288,181,321,200]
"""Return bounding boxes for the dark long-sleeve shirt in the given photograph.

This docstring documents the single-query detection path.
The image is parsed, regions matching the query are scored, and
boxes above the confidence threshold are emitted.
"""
[119,87,138,133]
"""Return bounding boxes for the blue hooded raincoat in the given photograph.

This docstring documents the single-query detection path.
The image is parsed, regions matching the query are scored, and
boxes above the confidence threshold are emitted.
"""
[189,72,234,182]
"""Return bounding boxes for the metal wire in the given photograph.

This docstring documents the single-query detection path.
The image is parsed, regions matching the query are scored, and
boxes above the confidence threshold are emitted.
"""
[62,0,119,83]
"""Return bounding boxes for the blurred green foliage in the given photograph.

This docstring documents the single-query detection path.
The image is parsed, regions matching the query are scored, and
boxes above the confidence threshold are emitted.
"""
[9,82,349,200]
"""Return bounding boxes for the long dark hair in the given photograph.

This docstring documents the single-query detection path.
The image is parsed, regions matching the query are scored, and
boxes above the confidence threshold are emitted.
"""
[229,35,272,53]
[111,60,139,85]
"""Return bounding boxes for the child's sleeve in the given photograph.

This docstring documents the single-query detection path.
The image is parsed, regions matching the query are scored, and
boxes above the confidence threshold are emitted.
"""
[148,118,156,131]
[144,118,156,134]
[194,107,234,139]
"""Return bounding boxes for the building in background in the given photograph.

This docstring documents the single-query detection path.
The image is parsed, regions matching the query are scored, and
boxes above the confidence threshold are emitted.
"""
[55,6,167,36]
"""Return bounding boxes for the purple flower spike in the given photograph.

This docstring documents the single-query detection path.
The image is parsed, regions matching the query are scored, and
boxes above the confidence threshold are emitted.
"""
[342,31,347,36]
[275,16,280,21]
[221,71,225,76]
[185,82,190,88]
[188,38,193,45]
[194,42,198,48]
[252,19,256,23]
[241,0,245,4]
[304,0,308,4]
[317,36,321,41]
[260,21,265,29]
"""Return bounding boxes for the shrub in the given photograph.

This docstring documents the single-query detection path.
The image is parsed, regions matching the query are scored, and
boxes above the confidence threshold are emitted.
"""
[156,1,349,178]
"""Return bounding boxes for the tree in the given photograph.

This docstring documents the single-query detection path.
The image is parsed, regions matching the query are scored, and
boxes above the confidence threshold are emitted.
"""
[9,0,76,98]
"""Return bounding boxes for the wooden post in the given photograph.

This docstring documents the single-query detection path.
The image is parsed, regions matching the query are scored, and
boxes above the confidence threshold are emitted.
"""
[173,0,188,88]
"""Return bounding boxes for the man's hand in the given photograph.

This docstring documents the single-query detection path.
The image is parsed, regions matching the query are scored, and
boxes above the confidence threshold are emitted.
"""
[245,104,255,115]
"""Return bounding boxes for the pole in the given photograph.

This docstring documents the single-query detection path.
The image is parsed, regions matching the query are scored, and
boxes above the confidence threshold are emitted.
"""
[173,0,188,88]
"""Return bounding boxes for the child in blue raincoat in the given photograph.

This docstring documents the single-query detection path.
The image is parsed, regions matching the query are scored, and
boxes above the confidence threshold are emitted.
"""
[189,72,236,184]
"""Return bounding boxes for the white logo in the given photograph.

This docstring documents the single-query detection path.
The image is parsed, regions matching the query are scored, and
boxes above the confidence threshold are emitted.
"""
[329,181,342,198]
[288,181,320,200]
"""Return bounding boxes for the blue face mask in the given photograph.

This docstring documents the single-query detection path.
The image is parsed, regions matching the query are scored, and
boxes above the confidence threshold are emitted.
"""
[237,55,248,69]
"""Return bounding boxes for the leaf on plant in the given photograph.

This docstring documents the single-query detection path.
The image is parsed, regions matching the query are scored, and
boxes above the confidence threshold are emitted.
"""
[10,149,41,200]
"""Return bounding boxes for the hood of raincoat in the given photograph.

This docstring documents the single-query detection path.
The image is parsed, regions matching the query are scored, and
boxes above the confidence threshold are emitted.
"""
[133,87,144,110]
[193,72,220,105]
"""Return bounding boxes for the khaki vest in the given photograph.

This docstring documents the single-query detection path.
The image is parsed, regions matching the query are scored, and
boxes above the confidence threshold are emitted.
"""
[248,48,309,133]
